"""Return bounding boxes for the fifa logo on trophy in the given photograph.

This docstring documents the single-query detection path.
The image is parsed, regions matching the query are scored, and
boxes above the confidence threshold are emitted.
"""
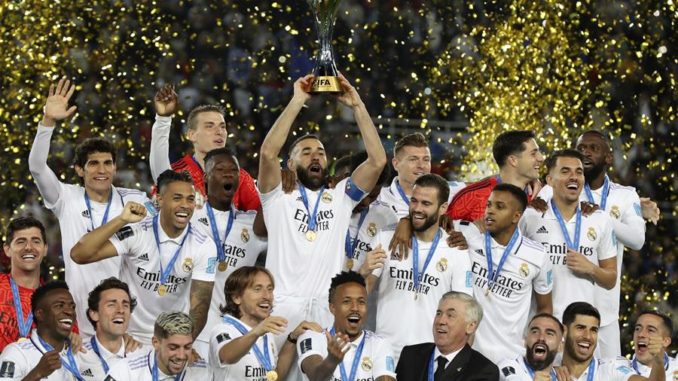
[307,0,342,93]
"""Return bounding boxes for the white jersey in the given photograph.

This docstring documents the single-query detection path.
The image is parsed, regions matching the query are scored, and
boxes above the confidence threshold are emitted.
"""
[77,336,151,380]
[297,330,396,381]
[561,358,634,381]
[458,222,553,364]
[519,207,616,320]
[208,317,278,381]
[378,178,466,219]
[498,356,556,381]
[343,201,398,272]
[613,355,678,380]
[191,206,267,346]
[109,214,216,343]
[0,330,80,381]
[371,229,473,359]
[538,182,645,325]
[104,349,211,380]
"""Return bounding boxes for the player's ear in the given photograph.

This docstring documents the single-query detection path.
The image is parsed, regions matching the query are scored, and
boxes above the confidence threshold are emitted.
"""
[75,165,85,178]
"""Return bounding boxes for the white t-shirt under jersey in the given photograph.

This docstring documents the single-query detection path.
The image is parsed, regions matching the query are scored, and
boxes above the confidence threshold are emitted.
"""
[519,207,616,321]
[371,228,473,360]
[343,201,398,272]
[458,222,553,364]
[378,178,466,219]
[104,349,211,380]
[109,214,216,343]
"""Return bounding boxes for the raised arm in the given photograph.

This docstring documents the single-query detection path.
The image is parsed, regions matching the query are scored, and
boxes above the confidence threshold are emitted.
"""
[276,321,322,380]
[189,279,213,340]
[149,84,178,182]
[217,316,287,364]
[258,75,313,193]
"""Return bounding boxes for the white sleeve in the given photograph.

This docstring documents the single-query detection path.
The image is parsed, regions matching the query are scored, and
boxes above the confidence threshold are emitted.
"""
[450,249,473,296]
[518,208,540,237]
[149,115,173,182]
[597,216,617,261]
[297,330,327,371]
[533,246,554,295]
[497,358,530,381]
[208,324,237,368]
[192,239,217,282]
[370,232,390,278]
[371,337,397,378]
[611,192,645,251]
[108,224,142,257]
[260,183,284,207]
[28,123,65,208]
[0,345,30,380]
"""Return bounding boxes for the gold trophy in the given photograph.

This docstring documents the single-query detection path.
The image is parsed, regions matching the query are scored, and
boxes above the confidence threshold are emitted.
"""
[307,0,343,93]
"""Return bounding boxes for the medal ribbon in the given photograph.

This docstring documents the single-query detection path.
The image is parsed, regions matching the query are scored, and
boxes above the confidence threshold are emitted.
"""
[395,179,410,206]
[329,327,366,381]
[36,335,86,381]
[90,336,110,374]
[631,354,669,374]
[223,316,274,373]
[585,359,596,381]
[411,230,442,297]
[152,351,184,381]
[298,184,326,232]
[550,199,582,251]
[484,229,520,293]
[523,357,557,380]
[206,203,235,263]
[152,215,191,287]
[9,277,33,338]
[344,207,369,260]
[84,188,123,231]
[584,175,610,210]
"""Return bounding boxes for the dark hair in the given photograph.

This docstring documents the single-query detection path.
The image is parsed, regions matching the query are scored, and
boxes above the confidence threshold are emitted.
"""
[288,134,322,157]
[220,266,275,318]
[5,216,47,245]
[74,138,116,168]
[328,271,366,303]
[331,154,353,178]
[86,277,137,328]
[529,313,564,334]
[544,149,585,173]
[394,133,428,157]
[562,302,600,327]
[492,130,536,167]
[156,170,194,194]
[637,310,674,337]
[333,151,390,186]
[31,281,70,318]
[492,183,528,212]
[577,130,611,150]
[186,104,226,131]
[414,173,450,205]
[204,148,240,171]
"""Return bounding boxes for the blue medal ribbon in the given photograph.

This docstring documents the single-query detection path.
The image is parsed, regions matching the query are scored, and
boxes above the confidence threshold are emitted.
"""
[9,277,33,338]
[395,180,410,206]
[329,327,366,381]
[585,359,596,381]
[411,230,442,298]
[35,335,85,381]
[484,229,520,293]
[205,203,235,263]
[223,316,274,373]
[151,351,184,381]
[631,354,669,374]
[152,215,191,288]
[298,184,326,233]
[550,199,582,251]
[584,175,610,210]
[84,189,123,231]
[523,357,557,380]
[90,336,110,374]
[344,208,369,260]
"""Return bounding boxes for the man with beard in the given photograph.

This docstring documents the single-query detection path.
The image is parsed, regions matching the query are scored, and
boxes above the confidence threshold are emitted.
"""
[554,302,664,381]
[190,148,267,359]
[297,271,396,381]
[366,174,472,361]
[257,74,387,344]
[71,171,216,344]
[497,314,563,381]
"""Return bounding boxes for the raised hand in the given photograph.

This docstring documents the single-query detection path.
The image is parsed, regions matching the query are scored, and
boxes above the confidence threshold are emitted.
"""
[154,83,178,117]
[289,320,322,342]
[359,244,387,278]
[565,249,593,276]
[325,330,350,364]
[29,350,62,379]
[336,74,363,108]
[534,370,553,381]
[43,77,77,127]
[553,365,571,381]
[527,179,543,198]
[388,218,412,259]
[252,316,288,337]
[293,75,314,104]
[120,202,148,224]
[640,197,660,225]
[579,201,599,217]
[529,197,548,213]
[647,334,665,361]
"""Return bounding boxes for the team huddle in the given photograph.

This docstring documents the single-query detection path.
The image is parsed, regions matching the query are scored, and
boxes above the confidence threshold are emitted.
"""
[0,75,668,381]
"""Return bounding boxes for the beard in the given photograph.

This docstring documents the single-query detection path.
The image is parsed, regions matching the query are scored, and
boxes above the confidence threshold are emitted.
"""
[411,212,439,232]
[583,160,606,180]
[525,343,557,371]
[296,165,327,190]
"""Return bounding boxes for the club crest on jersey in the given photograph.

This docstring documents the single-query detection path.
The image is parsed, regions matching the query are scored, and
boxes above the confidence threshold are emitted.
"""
[361,357,373,371]
[367,222,377,237]
[198,217,209,226]
[182,258,194,272]
[519,263,530,278]
[321,192,333,203]
[587,227,597,241]
[610,205,621,219]
[436,258,448,272]
[672,370,678,381]
[241,228,250,243]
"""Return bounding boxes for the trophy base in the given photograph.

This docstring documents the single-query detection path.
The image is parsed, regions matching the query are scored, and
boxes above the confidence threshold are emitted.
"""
[311,76,341,93]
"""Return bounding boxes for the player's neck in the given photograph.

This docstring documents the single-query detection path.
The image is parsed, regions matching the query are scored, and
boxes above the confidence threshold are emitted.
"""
[562,355,593,378]
[37,328,66,352]
[491,225,517,246]
[587,172,607,190]
[498,168,530,189]
[159,214,185,239]
[414,225,439,242]
[397,176,414,196]
[10,268,40,289]
[239,313,261,330]
[209,198,232,212]
[552,196,579,220]
[192,151,206,170]
[85,186,112,203]
[96,331,124,354]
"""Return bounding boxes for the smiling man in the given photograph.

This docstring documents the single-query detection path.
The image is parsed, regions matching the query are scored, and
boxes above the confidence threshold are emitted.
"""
[297,271,396,381]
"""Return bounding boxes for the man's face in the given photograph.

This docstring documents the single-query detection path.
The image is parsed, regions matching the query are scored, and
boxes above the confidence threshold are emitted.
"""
[633,314,671,365]
[153,334,193,375]
[392,146,431,186]
[329,282,367,340]
[564,314,599,363]
[75,152,116,194]
[3,227,47,273]
[38,288,76,340]
[409,186,445,232]
[433,298,474,352]
[205,154,240,206]
[89,288,132,339]
[157,181,196,232]
[288,138,328,190]
[484,191,522,235]
[512,138,544,180]
[575,133,611,180]
[546,156,584,204]
[187,111,227,154]
[233,271,274,324]
[525,317,562,371]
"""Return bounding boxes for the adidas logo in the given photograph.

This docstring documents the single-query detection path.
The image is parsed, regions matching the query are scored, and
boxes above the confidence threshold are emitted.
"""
[138,253,149,261]
[81,210,90,218]
[536,226,549,234]
[81,368,94,377]
[198,217,209,226]
[475,249,484,256]
[296,196,303,202]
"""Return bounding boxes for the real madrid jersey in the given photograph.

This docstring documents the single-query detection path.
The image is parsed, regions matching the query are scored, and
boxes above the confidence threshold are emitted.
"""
[458,222,553,364]
[260,178,364,298]
[613,355,678,379]
[208,317,278,381]
[297,330,396,381]
[343,201,398,272]
[378,178,466,219]
[77,336,151,380]
[565,358,634,381]
[191,206,267,346]
[371,229,473,361]
[498,356,553,381]
[108,214,216,344]
[104,350,211,380]
[519,207,616,321]
[0,330,80,381]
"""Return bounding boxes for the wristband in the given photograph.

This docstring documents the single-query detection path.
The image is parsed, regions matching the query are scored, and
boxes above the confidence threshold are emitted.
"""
[287,333,298,344]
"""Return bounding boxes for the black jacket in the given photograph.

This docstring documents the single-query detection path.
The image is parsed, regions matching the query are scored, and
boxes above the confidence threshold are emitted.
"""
[396,343,499,381]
